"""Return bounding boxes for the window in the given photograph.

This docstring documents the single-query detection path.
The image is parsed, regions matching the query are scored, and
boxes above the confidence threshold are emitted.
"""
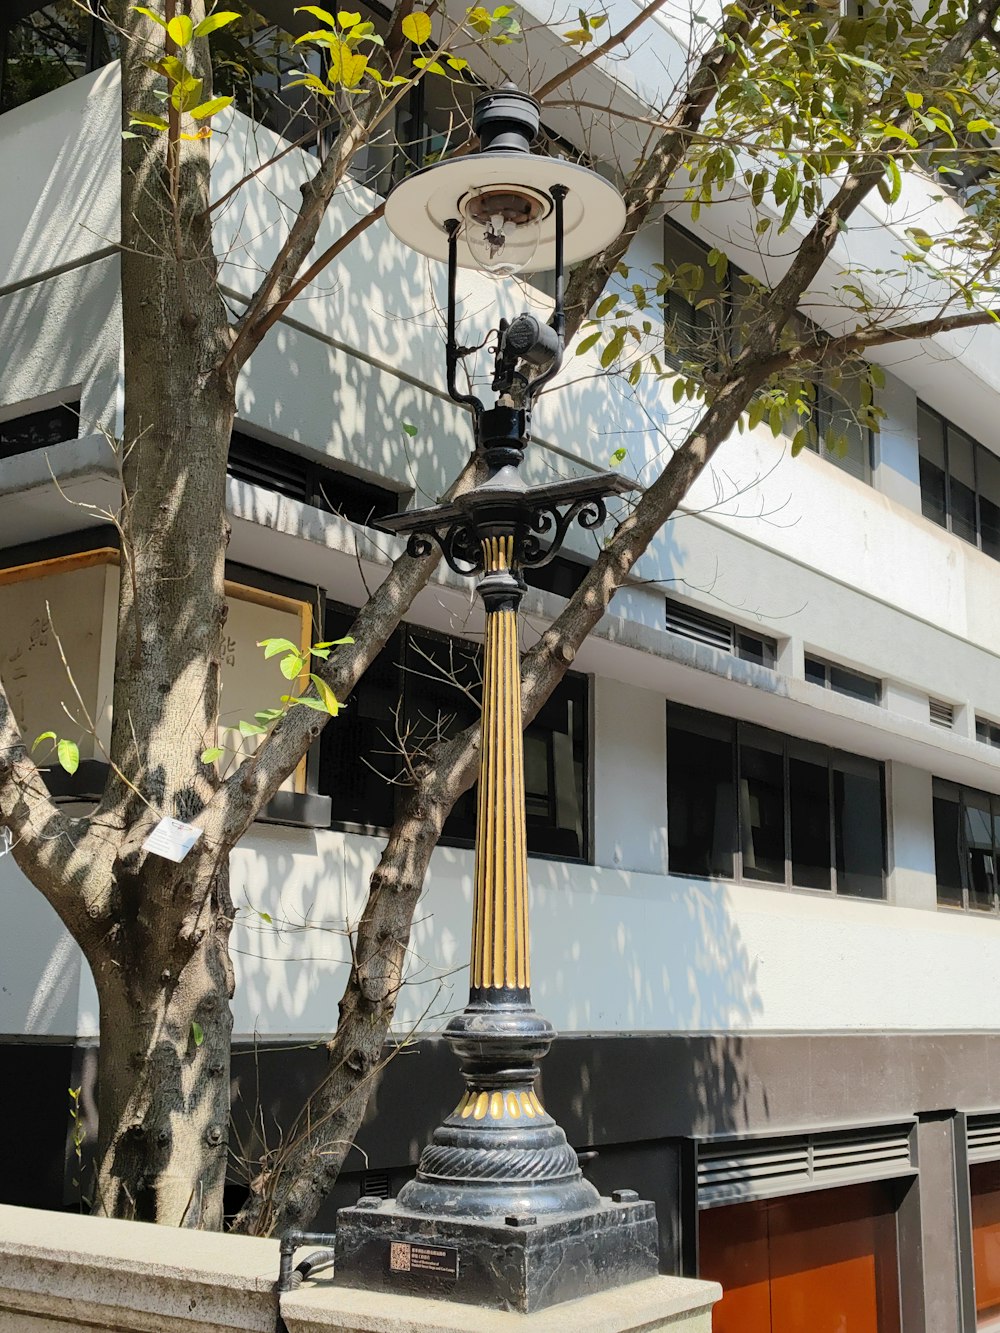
[522,555,589,600]
[227,430,399,527]
[977,718,1000,750]
[667,704,886,896]
[0,401,80,459]
[318,605,590,859]
[812,369,872,483]
[804,654,881,705]
[662,218,730,373]
[932,779,1000,912]
[665,597,778,668]
[0,3,115,114]
[918,403,1000,559]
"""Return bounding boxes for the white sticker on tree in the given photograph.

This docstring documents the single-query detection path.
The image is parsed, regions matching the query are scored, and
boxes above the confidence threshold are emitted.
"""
[142,817,203,863]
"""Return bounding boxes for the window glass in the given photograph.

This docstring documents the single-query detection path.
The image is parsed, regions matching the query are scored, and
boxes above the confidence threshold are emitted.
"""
[918,405,948,528]
[948,425,979,545]
[833,757,884,899]
[790,749,831,890]
[816,374,869,482]
[739,730,785,884]
[0,401,80,458]
[318,607,588,858]
[979,448,1000,561]
[666,706,737,879]
[804,656,827,687]
[933,779,966,908]
[319,610,401,830]
[663,219,727,373]
[829,665,881,705]
[0,3,110,114]
[964,789,996,912]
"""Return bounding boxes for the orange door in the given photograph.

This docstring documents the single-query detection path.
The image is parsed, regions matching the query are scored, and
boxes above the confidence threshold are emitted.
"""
[971,1162,1000,1328]
[700,1183,901,1333]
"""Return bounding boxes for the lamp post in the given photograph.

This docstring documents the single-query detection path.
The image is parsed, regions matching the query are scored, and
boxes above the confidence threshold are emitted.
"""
[333,85,658,1313]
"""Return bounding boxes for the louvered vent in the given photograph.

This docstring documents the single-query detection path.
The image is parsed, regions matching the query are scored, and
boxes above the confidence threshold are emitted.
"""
[360,1172,391,1200]
[697,1125,914,1208]
[665,597,734,652]
[967,1115,1000,1163]
[929,699,955,729]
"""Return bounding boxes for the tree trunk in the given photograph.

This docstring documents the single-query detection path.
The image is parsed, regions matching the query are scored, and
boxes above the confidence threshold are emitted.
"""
[92,862,235,1228]
[93,0,238,1225]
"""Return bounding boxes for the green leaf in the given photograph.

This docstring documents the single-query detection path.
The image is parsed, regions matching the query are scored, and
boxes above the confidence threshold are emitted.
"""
[280,653,305,680]
[128,112,170,131]
[133,5,167,26]
[295,3,338,23]
[258,911,273,924]
[282,695,329,711]
[313,636,355,648]
[400,421,418,436]
[967,118,994,134]
[238,719,267,737]
[575,331,601,356]
[255,708,284,723]
[338,9,362,25]
[57,739,79,776]
[445,55,468,70]
[200,746,225,764]
[189,95,233,119]
[412,56,445,73]
[258,637,299,659]
[904,90,923,110]
[192,10,241,37]
[310,674,342,716]
[610,447,627,466]
[595,293,619,318]
[167,13,194,45]
[31,731,57,752]
[191,1021,204,1048]
[672,377,685,404]
[402,11,432,42]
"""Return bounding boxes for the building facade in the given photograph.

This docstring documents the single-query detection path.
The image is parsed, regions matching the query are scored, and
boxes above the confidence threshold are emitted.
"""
[2,2,1000,1329]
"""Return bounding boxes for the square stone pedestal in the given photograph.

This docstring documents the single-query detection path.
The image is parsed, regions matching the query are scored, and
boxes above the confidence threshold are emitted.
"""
[333,1193,659,1314]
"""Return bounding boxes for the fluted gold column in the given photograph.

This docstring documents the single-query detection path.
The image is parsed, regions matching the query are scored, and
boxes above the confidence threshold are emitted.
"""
[469,535,530,1001]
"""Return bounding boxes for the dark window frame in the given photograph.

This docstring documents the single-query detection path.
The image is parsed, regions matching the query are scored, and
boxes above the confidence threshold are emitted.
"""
[0,3,114,115]
[932,777,1000,914]
[918,400,1000,560]
[320,600,593,863]
[667,702,887,898]
[804,653,882,706]
[0,399,81,459]
[227,427,402,528]
[977,717,1000,749]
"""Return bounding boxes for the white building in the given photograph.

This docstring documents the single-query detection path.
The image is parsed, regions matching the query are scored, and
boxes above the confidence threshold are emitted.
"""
[2,2,1000,1328]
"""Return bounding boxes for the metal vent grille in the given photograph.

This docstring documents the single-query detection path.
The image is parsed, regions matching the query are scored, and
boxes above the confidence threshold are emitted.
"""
[967,1116,1000,1163]
[697,1126,914,1208]
[665,597,734,652]
[360,1172,391,1200]
[929,699,955,729]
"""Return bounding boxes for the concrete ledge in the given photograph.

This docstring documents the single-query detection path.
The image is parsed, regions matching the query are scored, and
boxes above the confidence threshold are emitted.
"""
[0,1205,720,1333]
[283,1275,721,1332]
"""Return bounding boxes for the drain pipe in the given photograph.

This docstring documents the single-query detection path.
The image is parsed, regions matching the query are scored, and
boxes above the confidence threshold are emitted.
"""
[276,1231,338,1333]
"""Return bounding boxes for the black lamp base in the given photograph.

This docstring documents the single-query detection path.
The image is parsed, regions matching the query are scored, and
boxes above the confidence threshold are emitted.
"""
[333,1191,658,1313]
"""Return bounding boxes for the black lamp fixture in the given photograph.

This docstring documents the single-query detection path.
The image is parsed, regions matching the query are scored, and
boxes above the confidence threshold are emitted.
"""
[331,86,658,1313]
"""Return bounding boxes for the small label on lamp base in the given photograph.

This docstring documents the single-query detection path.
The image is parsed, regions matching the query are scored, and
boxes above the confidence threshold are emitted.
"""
[388,1241,459,1280]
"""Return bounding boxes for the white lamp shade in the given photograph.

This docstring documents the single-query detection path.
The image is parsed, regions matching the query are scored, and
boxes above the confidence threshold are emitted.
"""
[384,152,626,273]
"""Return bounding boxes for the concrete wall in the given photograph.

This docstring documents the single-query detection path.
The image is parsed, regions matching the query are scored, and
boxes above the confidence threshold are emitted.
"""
[0,1205,719,1333]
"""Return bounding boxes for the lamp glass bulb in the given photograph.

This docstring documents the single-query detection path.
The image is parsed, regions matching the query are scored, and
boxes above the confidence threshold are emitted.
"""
[462,187,545,277]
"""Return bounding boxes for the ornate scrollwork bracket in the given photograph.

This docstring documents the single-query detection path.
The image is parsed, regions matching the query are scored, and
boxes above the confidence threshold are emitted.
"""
[404,520,483,577]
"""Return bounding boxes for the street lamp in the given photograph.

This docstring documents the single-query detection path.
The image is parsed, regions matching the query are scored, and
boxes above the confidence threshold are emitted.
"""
[333,85,658,1312]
